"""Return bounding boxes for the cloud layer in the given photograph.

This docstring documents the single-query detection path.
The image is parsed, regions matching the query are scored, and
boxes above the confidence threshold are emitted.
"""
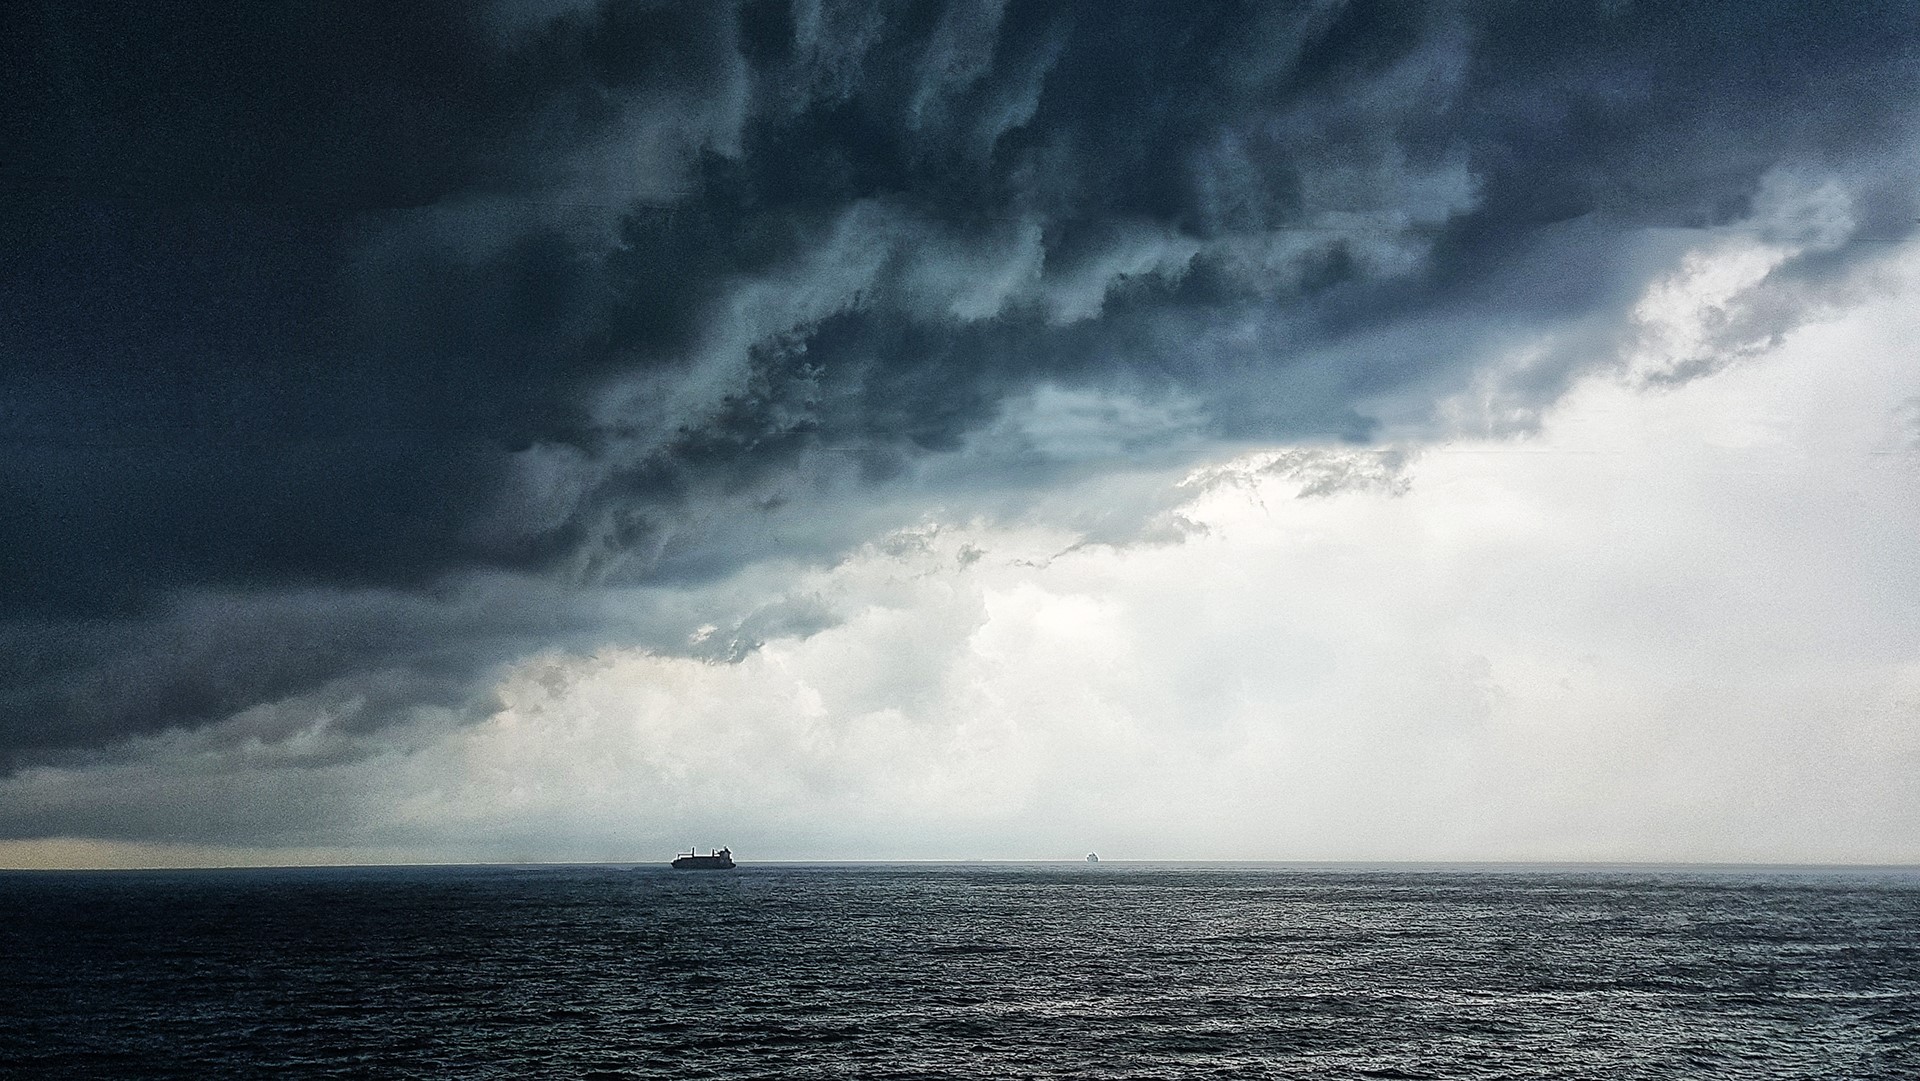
[4,1,1919,855]
[9,244,1918,862]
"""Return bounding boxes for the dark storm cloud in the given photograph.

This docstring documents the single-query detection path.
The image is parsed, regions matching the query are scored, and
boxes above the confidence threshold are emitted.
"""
[4,0,1917,767]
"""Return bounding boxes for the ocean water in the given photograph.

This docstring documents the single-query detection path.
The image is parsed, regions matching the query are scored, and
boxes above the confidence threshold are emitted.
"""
[3,864,1917,1078]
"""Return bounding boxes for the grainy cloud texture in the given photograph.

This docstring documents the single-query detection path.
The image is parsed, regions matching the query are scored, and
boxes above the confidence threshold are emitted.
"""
[3,0,1917,863]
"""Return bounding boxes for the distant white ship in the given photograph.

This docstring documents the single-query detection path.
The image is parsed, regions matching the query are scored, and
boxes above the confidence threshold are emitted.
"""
[671,847,735,870]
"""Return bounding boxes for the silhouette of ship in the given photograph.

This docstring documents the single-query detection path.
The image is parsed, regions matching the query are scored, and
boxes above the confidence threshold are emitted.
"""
[671,847,735,870]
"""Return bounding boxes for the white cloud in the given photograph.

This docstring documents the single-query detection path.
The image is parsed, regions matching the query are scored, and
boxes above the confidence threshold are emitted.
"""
[392,238,1920,863]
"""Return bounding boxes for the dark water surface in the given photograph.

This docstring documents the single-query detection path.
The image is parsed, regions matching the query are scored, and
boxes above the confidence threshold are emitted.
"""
[3,863,1917,1078]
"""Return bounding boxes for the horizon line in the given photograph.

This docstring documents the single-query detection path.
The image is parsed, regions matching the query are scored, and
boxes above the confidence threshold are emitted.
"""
[8,857,1920,873]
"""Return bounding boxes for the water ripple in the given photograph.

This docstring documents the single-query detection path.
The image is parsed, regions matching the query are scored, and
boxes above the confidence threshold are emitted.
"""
[3,864,1917,1078]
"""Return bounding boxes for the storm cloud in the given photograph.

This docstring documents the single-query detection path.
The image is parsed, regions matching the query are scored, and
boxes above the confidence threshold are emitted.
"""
[4,0,1918,783]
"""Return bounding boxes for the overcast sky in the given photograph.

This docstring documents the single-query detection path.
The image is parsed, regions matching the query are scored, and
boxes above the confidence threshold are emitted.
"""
[4,0,1917,867]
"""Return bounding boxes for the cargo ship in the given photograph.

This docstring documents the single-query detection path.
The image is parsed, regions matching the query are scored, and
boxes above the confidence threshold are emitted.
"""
[671,847,735,870]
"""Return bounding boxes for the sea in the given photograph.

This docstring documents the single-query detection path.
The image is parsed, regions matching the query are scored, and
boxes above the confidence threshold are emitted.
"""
[3,863,1917,1078]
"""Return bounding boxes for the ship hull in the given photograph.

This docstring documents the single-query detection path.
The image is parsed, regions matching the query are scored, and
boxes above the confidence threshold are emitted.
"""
[671,856,735,870]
